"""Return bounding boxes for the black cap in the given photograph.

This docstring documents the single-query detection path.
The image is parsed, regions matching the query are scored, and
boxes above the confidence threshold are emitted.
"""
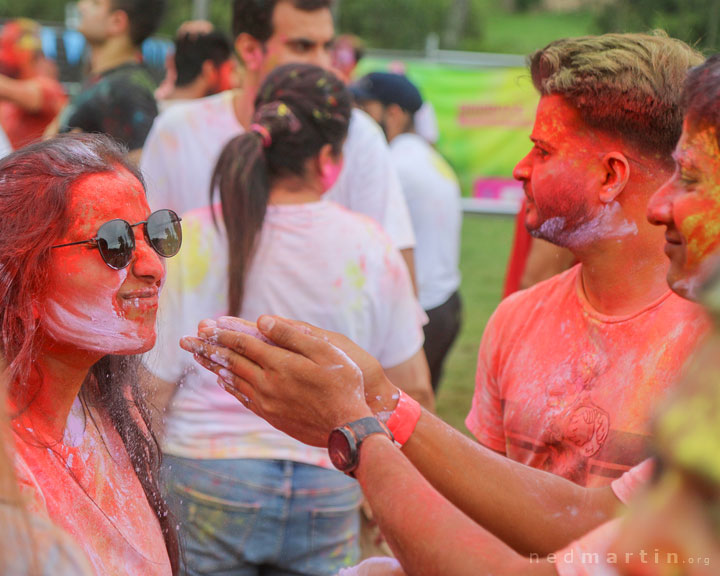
[350,72,423,114]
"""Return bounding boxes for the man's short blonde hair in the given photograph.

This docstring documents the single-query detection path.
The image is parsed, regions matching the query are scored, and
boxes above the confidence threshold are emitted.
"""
[529,31,704,158]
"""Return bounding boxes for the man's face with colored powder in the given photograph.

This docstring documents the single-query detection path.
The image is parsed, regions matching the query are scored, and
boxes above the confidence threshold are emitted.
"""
[647,121,720,299]
[513,94,626,250]
[258,2,335,81]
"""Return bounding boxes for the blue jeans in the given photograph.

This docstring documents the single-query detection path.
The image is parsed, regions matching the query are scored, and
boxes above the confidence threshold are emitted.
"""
[164,456,362,576]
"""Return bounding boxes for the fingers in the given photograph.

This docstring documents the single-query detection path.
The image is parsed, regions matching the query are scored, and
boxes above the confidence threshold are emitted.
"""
[215,368,256,409]
[198,318,217,332]
[268,316,372,369]
[180,335,262,384]
[254,315,343,364]
[216,316,275,345]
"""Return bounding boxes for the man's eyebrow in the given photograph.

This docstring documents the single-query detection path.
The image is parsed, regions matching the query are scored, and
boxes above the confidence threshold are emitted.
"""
[530,137,554,149]
[285,37,316,47]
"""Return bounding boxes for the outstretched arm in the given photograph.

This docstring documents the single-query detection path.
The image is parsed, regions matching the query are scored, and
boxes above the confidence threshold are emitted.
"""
[180,316,556,575]
[0,75,44,112]
[182,316,620,556]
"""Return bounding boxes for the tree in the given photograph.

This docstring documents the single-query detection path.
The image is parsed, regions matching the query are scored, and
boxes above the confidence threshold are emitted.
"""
[594,0,720,51]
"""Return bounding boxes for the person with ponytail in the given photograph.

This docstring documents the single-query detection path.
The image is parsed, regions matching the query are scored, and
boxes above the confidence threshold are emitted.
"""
[0,133,181,575]
[145,63,430,575]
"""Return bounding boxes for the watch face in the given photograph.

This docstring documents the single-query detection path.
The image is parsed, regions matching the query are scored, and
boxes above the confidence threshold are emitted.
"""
[328,428,356,473]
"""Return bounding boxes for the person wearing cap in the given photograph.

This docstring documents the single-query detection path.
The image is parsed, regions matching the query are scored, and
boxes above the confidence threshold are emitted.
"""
[353,72,462,392]
[0,19,67,150]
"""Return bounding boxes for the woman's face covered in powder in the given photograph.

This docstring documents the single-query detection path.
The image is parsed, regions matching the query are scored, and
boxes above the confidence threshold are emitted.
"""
[38,168,165,356]
[648,121,720,300]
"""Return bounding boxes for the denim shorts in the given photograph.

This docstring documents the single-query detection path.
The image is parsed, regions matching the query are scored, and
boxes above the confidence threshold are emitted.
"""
[163,455,362,576]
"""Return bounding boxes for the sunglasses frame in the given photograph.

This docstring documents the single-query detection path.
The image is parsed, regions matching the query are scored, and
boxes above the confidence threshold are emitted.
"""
[51,209,182,270]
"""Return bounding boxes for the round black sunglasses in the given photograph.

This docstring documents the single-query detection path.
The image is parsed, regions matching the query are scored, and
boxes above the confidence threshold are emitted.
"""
[52,209,183,270]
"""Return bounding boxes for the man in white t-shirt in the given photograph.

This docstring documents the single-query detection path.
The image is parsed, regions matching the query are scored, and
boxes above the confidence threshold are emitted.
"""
[352,72,462,391]
[141,0,416,279]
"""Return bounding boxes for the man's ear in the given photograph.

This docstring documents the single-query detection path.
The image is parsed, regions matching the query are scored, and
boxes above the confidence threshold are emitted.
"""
[235,33,264,72]
[599,152,630,203]
[201,60,218,87]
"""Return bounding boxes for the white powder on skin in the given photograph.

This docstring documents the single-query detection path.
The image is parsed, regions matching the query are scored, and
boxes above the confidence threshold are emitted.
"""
[42,268,146,354]
[535,202,638,249]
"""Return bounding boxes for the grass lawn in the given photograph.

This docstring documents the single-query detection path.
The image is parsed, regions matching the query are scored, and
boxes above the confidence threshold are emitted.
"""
[473,9,597,54]
[434,213,515,433]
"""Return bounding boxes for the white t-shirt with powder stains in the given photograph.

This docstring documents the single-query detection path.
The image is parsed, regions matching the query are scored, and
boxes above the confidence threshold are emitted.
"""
[389,133,462,310]
[140,92,415,250]
[145,201,424,467]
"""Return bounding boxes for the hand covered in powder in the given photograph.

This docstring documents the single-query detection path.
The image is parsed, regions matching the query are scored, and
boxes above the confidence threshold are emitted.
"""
[243,316,401,414]
[180,315,373,447]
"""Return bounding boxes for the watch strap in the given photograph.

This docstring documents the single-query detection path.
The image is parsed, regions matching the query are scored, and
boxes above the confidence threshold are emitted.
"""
[330,416,394,477]
[385,390,421,446]
[345,416,394,445]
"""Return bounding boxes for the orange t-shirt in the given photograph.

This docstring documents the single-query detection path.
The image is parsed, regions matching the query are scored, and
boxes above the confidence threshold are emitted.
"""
[13,400,171,576]
[0,76,66,150]
[466,265,709,487]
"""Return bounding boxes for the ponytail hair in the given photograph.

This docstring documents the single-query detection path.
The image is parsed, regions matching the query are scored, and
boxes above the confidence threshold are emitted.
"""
[211,63,351,315]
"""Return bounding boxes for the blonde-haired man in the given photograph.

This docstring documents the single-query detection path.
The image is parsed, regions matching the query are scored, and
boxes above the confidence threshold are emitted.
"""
[466,32,709,487]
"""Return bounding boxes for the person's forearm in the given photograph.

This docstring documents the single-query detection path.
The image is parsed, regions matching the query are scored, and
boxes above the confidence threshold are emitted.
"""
[399,410,618,555]
[384,351,435,412]
[356,434,554,576]
[0,75,43,112]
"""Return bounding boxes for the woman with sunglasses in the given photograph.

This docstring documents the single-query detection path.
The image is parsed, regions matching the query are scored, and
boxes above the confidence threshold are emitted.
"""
[146,63,429,575]
[0,133,182,575]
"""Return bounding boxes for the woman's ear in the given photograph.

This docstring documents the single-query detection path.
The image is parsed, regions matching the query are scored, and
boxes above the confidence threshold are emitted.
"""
[600,152,630,203]
[317,144,344,192]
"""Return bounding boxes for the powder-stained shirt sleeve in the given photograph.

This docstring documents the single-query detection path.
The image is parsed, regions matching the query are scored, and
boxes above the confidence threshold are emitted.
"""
[466,305,507,452]
[141,113,179,212]
[369,232,425,369]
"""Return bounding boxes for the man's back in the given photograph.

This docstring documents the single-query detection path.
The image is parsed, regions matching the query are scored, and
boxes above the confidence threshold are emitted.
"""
[141,90,242,214]
[141,94,415,250]
[390,132,461,310]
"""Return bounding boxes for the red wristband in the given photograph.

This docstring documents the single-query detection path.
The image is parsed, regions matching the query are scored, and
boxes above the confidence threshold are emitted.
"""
[385,390,421,446]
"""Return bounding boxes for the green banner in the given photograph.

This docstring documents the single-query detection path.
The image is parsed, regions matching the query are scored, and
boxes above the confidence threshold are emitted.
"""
[357,58,539,198]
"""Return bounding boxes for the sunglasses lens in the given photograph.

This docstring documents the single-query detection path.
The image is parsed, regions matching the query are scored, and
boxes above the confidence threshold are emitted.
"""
[146,209,182,258]
[97,220,135,269]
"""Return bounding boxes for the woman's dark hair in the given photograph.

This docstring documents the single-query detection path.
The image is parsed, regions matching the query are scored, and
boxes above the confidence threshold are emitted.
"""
[683,53,720,147]
[211,63,351,315]
[0,133,179,574]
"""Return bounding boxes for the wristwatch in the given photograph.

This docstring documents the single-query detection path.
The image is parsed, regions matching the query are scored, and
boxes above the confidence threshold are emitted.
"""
[328,416,394,477]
